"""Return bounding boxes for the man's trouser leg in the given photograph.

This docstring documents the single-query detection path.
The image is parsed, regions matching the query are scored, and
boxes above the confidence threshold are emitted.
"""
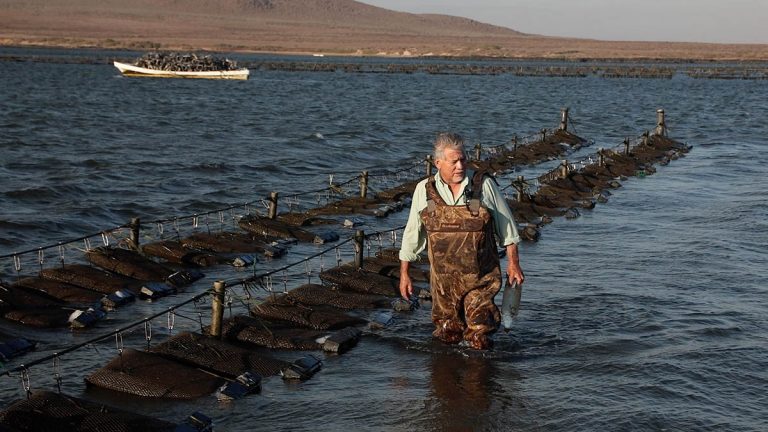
[430,273,465,344]
[462,270,501,350]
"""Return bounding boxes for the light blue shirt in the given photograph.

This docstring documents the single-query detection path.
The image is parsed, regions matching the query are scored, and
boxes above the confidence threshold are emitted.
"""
[399,172,521,262]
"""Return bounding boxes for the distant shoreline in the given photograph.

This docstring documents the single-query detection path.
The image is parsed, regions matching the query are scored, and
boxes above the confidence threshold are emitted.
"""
[4,45,766,81]
[2,42,768,66]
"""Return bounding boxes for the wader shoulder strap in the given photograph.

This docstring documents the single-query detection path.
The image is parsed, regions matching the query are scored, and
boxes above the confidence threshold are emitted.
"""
[424,178,445,214]
[466,169,499,198]
[466,169,499,216]
[466,170,486,216]
[471,169,488,192]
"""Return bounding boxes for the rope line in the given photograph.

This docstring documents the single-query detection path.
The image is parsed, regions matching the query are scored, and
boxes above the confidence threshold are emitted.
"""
[0,223,405,379]
[0,295,211,379]
[0,122,561,262]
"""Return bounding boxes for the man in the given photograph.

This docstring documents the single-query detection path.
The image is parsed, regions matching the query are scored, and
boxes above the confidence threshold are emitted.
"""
[399,132,525,350]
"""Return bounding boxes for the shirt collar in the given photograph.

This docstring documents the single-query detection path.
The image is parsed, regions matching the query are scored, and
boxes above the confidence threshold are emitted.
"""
[434,172,469,187]
[433,172,469,205]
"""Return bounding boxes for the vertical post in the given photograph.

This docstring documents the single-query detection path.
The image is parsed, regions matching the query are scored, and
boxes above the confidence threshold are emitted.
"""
[474,143,482,161]
[512,135,518,151]
[516,176,525,202]
[268,192,278,220]
[425,155,433,178]
[642,130,650,146]
[654,109,666,136]
[129,217,140,249]
[624,138,631,155]
[560,160,569,178]
[210,281,225,339]
[360,171,369,199]
[540,129,547,141]
[598,148,605,167]
[559,107,569,131]
[354,230,365,269]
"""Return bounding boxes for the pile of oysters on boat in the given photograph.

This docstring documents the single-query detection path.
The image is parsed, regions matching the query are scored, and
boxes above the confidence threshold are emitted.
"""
[136,52,240,71]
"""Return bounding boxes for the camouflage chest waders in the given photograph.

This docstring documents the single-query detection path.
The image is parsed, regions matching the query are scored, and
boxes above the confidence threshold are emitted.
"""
[421,174,502,350]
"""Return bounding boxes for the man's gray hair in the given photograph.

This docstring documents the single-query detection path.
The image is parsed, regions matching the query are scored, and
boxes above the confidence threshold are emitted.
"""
[434,132,465,160]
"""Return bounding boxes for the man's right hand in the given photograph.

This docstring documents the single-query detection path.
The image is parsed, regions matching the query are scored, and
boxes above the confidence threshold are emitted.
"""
[399,261,413,300]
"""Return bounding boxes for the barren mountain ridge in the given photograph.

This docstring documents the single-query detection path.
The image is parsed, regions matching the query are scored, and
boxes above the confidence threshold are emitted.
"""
[1,0,766,60]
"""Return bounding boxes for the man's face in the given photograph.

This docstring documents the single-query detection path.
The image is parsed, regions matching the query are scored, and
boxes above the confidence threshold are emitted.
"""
[436,148,467,185]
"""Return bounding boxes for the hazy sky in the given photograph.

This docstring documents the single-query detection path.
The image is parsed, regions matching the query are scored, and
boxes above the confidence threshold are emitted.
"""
[360,0,767,44]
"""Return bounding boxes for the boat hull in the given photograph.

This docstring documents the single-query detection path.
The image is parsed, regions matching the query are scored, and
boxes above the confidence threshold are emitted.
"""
[113,61,249,80]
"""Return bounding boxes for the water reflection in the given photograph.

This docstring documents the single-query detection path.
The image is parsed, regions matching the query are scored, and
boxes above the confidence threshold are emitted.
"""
[426,353,505,431]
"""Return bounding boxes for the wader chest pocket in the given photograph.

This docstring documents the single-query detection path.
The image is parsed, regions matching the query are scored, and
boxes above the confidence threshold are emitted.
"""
[423,218,484,232]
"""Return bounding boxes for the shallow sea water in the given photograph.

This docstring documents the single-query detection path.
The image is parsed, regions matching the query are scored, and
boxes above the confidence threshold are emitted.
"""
[0,48,766,431]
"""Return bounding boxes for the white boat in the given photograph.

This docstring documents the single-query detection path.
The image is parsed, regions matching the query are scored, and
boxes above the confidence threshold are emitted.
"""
[113,61,249,80]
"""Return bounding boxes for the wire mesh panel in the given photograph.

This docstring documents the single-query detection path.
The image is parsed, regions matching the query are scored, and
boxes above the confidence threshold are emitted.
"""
[220,315,326,350]
[13,277,104,305]
[0,282,76,328]
[355,257,430,283]
[0,283,63,309]
[180,231,280,255]
[85,247,175,281]
[149,331,288,378]
[141,240,221,267]
[251,294,367,330]
[0,390,177,432]
[373,247,401,263]
[238,215,322,243]
[40,264,141,294]
[319,265,400,297]
[85,348,224,399]
[3,308,73,328]
[286,284,392,310]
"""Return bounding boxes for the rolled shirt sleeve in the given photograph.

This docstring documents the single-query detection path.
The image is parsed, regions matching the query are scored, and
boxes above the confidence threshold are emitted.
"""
[481,177,521,246]
[398,178,429,262]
